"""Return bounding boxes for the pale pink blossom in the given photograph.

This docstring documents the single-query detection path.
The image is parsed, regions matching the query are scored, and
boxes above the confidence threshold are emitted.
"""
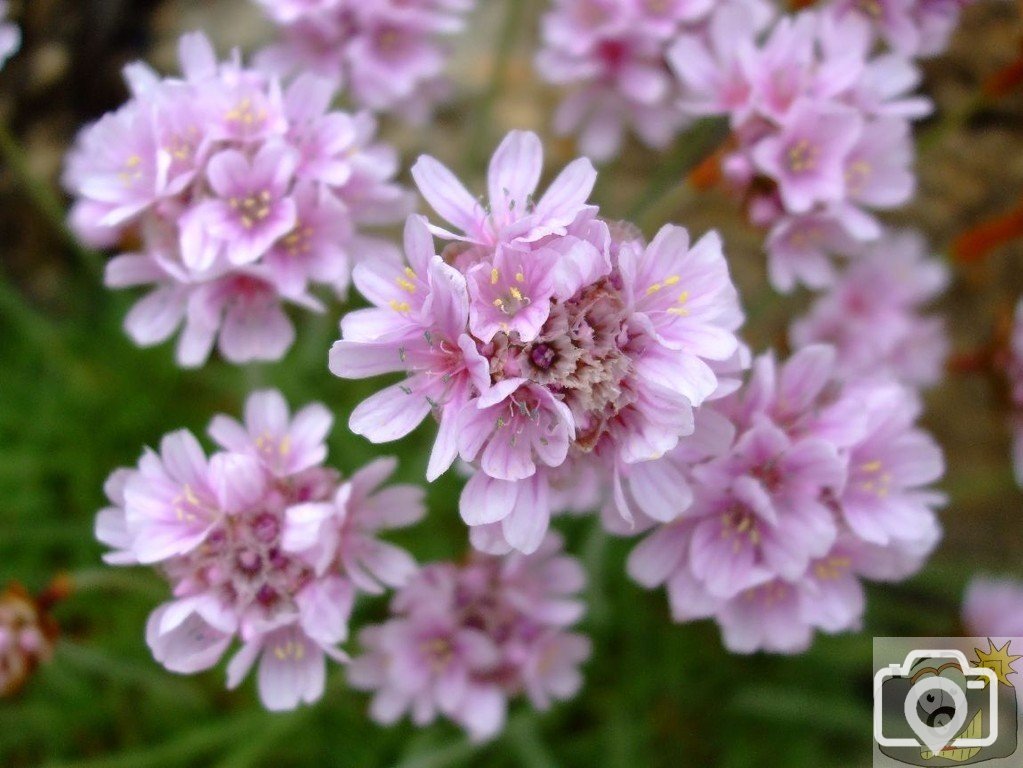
[348,534,590,741]
[95,390,424,710]
[332,132,746,553]
[626,345,945,653]
[64,32,411,367]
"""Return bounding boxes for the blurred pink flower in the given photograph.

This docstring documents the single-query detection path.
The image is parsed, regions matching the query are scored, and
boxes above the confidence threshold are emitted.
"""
[64,32,412,367]
[0,1,19,70]
[95,389,424,711]
[626,345,944,653]
[348,533,590,741]
[963,576,1023,637]
[670,5,932,292]
[252,0,474,122]
[822,0,974,58]
[790,229,949,387]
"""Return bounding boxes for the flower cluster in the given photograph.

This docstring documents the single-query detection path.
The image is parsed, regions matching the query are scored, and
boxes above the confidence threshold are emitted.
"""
[672,6,932,291]
[252,0,475,122]
[790,229,949,389]
[963,575,1023,637]
[348,533,590,741]
[627,345,945,653]
[95,389,425,710]
[821,0,976,59]
[0,583,58,697]
[534,0,774,162]
[0,1,19,71]
[63,31,411,367]
[330,131,745,554]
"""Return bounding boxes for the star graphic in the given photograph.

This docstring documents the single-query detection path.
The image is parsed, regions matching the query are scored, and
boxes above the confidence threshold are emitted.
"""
[973,638,1022,687]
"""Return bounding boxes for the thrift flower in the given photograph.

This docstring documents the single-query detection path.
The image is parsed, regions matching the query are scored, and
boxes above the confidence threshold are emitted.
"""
[626,345,945,653]
[331,131,745,553]
[348,533,590,741]
[252,0,475,121]
[64,32,411,367]
[95,389,425,711]
[790,229,949,388]
[670,6,931,291]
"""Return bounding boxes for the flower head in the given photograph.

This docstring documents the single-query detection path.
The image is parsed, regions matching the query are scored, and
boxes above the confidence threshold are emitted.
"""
[331,131,745,553]
[348,533,590,741]
[626,345,944,653]
[534,0,759,161]
[64,32,412,367]
[252,0,475,121]
[670,6,931,291]
[790,228,948,387]
[95,389,424,710]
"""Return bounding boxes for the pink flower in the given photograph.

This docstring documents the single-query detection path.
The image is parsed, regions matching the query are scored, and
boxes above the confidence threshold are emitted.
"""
[332,132,745,553]
[790,229,949,387]
[822,0,973,58]
[752,99,863,215]
[963,576,1023,637]
[95,389,424,711]
[348,533,590,741]
[669,5,933,291]
[411,130,598,249]
[466,245,559,343]
[252,0,475,121]
[64,31,411,367]
[687,421,843,598]
[626,344,945,653]
[838,382,945,546]
[535,0,711,161]
[190,143,299,269]
[208,389,333,477]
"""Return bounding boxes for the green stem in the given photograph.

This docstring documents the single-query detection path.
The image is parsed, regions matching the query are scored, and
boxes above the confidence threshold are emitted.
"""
[626,118,730,229]
[0,120,103,278]
[468,0,529,170]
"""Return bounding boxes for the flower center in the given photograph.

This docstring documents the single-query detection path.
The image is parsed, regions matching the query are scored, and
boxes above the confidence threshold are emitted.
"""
[230,191,273,229]
[786,139,821,174]
[490,267,532,316]
[721,506,760,551]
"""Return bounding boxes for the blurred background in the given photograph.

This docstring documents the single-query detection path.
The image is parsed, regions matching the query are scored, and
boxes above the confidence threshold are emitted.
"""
[2,0,1023,765]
